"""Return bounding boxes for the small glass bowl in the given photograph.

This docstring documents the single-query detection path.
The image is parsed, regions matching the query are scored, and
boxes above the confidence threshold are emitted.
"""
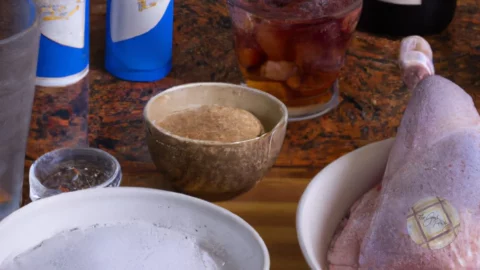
[29,148,122,201]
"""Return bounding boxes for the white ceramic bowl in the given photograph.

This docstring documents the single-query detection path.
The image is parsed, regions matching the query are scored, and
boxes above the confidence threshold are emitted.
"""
[296,139,395,269]
[0,188,269,269]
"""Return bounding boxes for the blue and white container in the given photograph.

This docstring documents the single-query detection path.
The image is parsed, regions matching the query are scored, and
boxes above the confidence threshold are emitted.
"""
[35,0,90,87]
[105,0,174,82]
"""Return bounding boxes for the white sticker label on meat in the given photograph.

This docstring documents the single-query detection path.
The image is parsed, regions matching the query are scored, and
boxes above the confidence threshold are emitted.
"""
[407,196,460,250]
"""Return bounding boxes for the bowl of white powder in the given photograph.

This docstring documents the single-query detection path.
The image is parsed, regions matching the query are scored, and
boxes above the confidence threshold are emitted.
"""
[0,187,269,270]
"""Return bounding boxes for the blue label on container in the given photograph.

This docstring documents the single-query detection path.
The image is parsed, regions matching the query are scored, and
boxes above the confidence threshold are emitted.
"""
[105,0,173,82]
[38,0,86,48]
[36,0,89,79]
[110,0,170,42]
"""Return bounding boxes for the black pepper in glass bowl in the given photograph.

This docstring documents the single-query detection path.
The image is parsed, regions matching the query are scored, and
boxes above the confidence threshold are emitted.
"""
[29,148,122,201]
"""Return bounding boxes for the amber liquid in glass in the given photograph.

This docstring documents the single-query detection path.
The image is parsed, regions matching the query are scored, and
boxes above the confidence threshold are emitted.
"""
[229,0,362,116]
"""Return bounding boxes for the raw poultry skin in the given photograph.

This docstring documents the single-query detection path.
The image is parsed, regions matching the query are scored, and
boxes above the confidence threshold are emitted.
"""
[328,36,480,269]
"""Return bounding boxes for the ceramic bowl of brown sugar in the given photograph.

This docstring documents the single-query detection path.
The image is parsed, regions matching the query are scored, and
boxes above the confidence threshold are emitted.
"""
[144,82,288,201]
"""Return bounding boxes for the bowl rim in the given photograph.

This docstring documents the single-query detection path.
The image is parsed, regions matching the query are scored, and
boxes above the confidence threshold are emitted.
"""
[0,187,271,270]
[143,82,288,146]
[296,138,395,269]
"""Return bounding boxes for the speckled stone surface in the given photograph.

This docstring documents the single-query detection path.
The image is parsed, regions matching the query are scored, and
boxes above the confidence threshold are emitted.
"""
[22,0,480,205]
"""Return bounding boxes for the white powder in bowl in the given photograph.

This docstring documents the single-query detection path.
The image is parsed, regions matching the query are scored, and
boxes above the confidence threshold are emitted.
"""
[1,221,226,270]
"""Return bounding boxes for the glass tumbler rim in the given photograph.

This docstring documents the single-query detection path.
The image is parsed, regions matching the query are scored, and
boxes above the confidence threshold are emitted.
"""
[0,0,39,45]
[29,147,123,201]
[227,0,363,21]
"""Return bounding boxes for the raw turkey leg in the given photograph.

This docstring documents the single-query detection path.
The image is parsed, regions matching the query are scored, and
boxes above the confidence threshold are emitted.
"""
[328,36,480,269]
[328,36,437,269]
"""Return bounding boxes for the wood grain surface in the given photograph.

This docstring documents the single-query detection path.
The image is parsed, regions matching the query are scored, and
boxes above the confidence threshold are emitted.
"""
[21,0,480,269]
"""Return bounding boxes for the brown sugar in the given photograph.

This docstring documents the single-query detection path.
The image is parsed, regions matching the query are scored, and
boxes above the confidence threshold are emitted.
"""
[156,105,265,143]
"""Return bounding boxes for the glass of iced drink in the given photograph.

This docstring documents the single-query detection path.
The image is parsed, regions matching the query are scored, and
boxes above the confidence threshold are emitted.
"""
[228,0,362,121]
[0,0,40,220]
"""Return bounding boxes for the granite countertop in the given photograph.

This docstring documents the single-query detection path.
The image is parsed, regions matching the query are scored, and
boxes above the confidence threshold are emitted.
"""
[23,0,480,269]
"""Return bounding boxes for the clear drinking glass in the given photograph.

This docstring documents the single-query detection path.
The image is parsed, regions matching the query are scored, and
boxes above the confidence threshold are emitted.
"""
[29,148,123,201]
[227,0,362,121]
[0,0,40,220]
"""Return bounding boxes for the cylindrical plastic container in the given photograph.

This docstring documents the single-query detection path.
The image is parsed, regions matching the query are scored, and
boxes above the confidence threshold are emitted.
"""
[0,0,40,220]
[35,0,90,87]
[105,0,174,82]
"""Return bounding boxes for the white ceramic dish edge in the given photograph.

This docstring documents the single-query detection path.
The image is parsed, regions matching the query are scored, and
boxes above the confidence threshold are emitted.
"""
[0,187,270,270]
[296,138,395,269]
